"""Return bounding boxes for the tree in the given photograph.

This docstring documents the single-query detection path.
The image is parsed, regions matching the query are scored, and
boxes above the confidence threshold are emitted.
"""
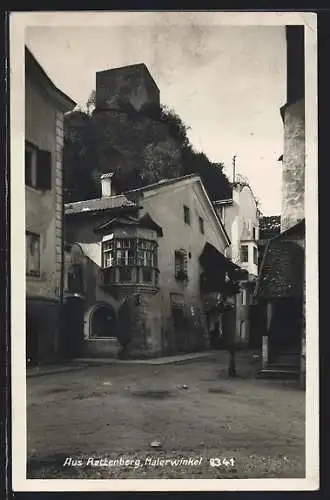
[63,91,232,203]
[86,90,96,115]
[142,141,181,184]
[259,216,281,239]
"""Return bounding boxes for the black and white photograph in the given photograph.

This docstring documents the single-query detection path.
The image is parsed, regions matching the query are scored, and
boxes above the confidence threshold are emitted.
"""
[10,11,318,492]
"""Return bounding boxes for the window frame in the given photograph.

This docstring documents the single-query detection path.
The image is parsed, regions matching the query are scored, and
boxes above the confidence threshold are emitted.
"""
[25,142,38,189]
[253,245,258,265]
[199,216,204,234]
[183,205,190,225]
[25,140,52,191]
[240,244,249,263]
[101,237,159,286]
[26,231,41,277]
[174,249,188,280]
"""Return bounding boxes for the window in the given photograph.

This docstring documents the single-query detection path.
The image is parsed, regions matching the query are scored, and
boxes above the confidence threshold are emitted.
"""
[253,246,258,265]
[199,216,204,234]
[137,239,155,268]
[25,147,35,186]
[101,237,158,286]
[240,244,248,263]
[183,205,190,225]
[102,240,114,268]
[175,249,188,280]
[26,232,40,277]
[25,141,52,190]
[67,263,84,293]
[252,227,257,240]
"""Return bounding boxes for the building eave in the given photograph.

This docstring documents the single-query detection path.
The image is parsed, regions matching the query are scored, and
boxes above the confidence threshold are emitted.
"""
[25,46,76,112]
[213,199,233,206]
[196,179,231,247]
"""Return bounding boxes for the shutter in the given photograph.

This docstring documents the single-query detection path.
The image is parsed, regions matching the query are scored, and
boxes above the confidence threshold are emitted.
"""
[36,149,52,190]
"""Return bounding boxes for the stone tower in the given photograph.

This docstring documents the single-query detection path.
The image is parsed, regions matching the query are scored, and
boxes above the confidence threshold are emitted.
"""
[280,25,305,233]
[95,63,160,112]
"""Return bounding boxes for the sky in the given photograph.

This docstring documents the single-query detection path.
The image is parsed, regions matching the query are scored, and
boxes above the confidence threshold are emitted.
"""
[26,16,286,215]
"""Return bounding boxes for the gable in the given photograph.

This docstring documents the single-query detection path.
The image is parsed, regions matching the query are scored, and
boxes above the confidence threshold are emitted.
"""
[141,178,229,250]
[192,181,230,246]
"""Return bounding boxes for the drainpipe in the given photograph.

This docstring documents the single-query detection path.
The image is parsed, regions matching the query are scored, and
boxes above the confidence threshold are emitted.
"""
[59,152,65,359]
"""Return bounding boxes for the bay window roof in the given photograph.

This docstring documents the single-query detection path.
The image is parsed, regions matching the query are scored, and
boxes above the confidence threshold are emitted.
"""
[94,213,163,237]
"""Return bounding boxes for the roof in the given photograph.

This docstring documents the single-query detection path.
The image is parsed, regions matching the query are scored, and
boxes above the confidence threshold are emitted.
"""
[124,174,197,195]
[64,176,197,215]
[200,242,248,279]
[254,219,305,299]
[65,194,136,215]
[94,213,163,237]
[25,47,76,111]
[65,174,230,246]
[199,242,248,294]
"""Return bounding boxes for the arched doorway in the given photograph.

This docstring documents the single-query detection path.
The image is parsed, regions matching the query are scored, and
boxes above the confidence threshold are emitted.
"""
[90,305,117,339]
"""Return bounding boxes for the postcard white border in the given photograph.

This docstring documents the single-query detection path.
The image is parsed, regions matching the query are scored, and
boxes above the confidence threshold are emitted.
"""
[10,10,318,492]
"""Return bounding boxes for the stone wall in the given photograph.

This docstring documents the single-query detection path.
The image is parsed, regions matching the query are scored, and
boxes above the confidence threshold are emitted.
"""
[281,99,305,233]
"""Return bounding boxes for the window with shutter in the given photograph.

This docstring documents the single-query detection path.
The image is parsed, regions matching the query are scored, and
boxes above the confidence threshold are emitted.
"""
[36,149,52,190]
[25,142,38,188]
[174,249,188,280]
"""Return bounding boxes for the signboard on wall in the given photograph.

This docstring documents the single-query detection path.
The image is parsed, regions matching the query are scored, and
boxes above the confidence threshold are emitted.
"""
[170,293,184,310]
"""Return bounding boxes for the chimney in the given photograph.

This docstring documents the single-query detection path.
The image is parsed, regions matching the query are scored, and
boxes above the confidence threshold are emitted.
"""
[100,172,114,197]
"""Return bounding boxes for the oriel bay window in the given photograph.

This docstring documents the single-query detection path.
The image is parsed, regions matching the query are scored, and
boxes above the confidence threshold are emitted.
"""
[102,237,159,285]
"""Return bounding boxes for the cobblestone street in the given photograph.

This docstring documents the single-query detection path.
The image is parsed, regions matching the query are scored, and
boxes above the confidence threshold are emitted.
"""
[27,353,305,479]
